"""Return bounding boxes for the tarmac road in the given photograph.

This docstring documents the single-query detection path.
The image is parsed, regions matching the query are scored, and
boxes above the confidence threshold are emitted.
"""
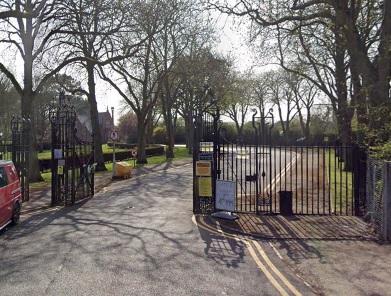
[0,164,312,296]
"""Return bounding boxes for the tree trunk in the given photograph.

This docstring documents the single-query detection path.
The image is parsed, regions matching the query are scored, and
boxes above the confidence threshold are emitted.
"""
[184,113,193,154]
[22,93,43,182]
[161,93,175,159]
[22,24,43,182]
[350,64,368,127]
[334,22,353,146]
[86,62,106,171]
[296,104,307,139]
[136,115,148,164]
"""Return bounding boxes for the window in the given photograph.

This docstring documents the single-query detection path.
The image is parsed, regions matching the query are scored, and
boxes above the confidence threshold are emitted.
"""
[8,166,18,182]
[0,167,8,188]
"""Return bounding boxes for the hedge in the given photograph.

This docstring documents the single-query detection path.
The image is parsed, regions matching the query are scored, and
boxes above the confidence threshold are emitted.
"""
[38,145,165,172]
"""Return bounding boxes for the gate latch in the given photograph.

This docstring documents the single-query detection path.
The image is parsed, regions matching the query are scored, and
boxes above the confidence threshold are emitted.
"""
[245,174,258,182]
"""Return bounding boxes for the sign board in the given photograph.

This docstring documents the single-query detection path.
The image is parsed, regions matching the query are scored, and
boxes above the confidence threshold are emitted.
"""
[200,142,213,152]
[54,149,63,160]
[196,161,212,177]
[131,150,137,158]
[198,177,212,197]
[236,148,250,160]
[216,180,236,212]
[199,152,213,161]
[110,130,119,141]
[57,159,65,175]
[57,166,64,175]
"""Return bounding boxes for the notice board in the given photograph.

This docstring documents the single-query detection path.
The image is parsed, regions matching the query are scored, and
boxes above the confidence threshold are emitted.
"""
[196,161,212,177]
[216,180,236,212]
[198,177,212,197]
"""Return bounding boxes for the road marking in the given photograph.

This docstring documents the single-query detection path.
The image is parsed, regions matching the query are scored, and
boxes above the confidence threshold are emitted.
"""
[269,242,284,260]
[262,153,300,196]
[192,215,303,296]
[253,240,302,296]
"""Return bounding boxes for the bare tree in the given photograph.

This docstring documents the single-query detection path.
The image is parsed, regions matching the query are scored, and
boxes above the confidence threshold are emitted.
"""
[266,70,297,137]
[221,73,252,141]
[0,0,77,181]
[99,0,166,164]
[289,74,317,139]
[56,0,142,170]
[210,0,391,142]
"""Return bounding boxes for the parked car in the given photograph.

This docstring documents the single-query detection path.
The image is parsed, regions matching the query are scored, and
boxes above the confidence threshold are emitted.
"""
[0,161,21,230]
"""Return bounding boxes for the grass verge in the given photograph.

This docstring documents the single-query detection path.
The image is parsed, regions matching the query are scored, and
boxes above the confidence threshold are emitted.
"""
[326,149,354,215]
[33,146,191,185]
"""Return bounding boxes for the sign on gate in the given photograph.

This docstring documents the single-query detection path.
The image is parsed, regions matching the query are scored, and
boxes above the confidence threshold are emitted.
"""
[236,148,250,160]
[196,161,212,177]
[200,142,213,152]
[198,177,212,197]
[216,180,236,212]
[199,152,213,161]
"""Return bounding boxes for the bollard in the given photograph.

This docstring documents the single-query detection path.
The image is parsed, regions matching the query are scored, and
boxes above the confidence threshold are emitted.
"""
[279,191,293,216]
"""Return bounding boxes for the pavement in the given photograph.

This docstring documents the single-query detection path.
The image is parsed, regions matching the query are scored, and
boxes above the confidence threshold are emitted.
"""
[1,163,390,295]
[22,159,193,215]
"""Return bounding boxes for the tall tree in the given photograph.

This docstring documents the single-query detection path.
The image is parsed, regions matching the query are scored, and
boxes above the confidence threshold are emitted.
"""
[211,0,391,143]
[221,73,252,142]
[0,0,77,181]
[99,0,165,164]
[56,0,141,170]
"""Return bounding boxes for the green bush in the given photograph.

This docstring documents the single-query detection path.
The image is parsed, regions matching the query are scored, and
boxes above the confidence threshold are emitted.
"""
[371,141,391,160]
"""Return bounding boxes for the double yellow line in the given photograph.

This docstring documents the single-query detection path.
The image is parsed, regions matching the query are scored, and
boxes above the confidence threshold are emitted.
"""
[193,215,303,296]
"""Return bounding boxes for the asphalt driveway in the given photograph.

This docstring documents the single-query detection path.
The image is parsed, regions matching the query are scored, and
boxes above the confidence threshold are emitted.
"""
[0,164,309,296]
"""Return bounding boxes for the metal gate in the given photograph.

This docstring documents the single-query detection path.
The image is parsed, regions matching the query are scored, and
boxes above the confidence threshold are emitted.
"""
[193,109,363,216]
[11,116,31,202]
[49,92,95,206]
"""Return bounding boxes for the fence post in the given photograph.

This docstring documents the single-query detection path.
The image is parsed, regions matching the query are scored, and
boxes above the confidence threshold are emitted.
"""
[383,162,391,241]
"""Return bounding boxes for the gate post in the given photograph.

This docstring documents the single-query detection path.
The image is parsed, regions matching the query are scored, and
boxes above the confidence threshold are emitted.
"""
[192,112,201,214]
[383,162,391,241]
[212,108,220,213]
[352,145,367,216]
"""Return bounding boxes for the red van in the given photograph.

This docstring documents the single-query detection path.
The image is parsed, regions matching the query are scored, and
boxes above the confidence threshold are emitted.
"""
[0,161,22,230]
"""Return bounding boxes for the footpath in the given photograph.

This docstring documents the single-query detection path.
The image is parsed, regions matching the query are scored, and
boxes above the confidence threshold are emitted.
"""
[21,159,192,216]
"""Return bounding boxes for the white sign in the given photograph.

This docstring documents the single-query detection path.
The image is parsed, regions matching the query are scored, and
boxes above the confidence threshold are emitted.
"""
[200,142,213,152]
[236,148,250,160]
[110,131,119,141]
[54,149,63,159]
[216,180,236,212]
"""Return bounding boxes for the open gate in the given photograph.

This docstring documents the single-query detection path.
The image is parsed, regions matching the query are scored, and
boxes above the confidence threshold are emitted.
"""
[11,116,31,202]
[193,108,364,216]
[49,92,95,206]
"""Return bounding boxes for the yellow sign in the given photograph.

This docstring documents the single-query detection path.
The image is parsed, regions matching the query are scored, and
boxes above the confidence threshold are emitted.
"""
[198,177,212,197]
[57,165,64,175]
[196,161,212,177]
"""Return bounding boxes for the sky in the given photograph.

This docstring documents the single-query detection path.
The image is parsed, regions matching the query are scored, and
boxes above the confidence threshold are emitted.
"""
[95,12,255,123]
[3,9,255,124]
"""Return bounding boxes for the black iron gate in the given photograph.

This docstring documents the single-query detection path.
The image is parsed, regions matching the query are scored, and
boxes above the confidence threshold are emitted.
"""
[49,93,95,206]
[11,116,30,202]
[0,116,31,202]
[193,109,363,216]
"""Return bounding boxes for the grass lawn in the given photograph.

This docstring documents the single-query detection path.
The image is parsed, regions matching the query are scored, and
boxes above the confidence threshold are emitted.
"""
[104,146,191,171]
[326,149,354,215]
[33,146,191,185]
[38,144,128,160]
